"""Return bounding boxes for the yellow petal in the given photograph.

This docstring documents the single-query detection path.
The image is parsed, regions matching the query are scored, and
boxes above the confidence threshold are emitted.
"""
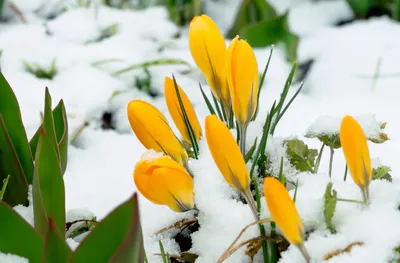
[189,15,230,110]
[127,100,188,165]
[226,35,259,127]
[205,114,249,192]
[134,156,194,212]
[164,77,202,145]
[264,177,304,245]
[339,115,372,188]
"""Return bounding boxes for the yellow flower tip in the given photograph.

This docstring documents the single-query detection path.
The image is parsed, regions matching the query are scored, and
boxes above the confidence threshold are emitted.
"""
[205,114,250,192]
[339,115,372,190]
[226,35,259,127]
[264,177,304,245]
[134,155,194,212]
[164,77,203,145]
[188,14,230,110]
[127,99,188,165]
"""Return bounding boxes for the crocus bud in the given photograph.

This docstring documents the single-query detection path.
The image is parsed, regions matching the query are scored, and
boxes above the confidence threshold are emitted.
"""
[189,15,231,113]
[226,35,259,128]
[134,154,194,212]
[164,76,202,145]
[127,100,188,165]
[264,177,311,262]
[339,115,372,202]
[205,114,249,192]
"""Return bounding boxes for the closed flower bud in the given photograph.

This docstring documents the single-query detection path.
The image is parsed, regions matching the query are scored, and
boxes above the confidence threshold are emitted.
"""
[339,115,372,202]
[226,35,259,128]
[127,100,188,165]
[264,177,311,262]
[189,15,231,114]
[164,76,202,145]
[134,154,194,212]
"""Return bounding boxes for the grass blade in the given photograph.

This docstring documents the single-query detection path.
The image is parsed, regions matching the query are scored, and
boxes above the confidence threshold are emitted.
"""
[112,59,191,76]
[245,137,258,163]
[0,174,10,200]
[199,83,216,115]
[172,74,199,158]
[252,46,274,121]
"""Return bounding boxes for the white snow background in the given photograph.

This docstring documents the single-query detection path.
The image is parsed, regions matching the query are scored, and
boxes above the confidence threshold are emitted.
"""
[1,0,400,262]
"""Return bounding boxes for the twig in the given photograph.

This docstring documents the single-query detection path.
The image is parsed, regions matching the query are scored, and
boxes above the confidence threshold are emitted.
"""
[8,2,27,23]
[153,218,198,235]
[217,218,271,263]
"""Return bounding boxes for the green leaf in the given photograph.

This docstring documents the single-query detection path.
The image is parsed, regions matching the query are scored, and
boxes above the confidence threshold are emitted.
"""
[282,31,299,63]
[44,218,71,263]
[285,139,318,173]
[346,0,376,18]
[69,193,144,263]
[372,166,392,182]
[29,100,68,174]
[0,174,10,200]
[33,128,65,238]
[43,88,60,160]
[199,83,216,116]
[226,0,277,38]
[323,182,337,234]
[0,115,29,206]
[0,201,44,263]
[159,240,171,263]
[0,0,4,16]
[0,72,34,184]
[112,59,191,76]
[318,134,341,149]
[245,137,258,163]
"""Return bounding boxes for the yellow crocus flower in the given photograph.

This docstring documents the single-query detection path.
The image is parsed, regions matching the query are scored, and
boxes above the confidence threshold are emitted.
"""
[164,76,202,145]
[189,15,231,118]
[339,115,372,202]
[205,114,258,219]
[264,177,311,262]
[226,35,259,154]
[134,155,194,212]
[127,100,188,165]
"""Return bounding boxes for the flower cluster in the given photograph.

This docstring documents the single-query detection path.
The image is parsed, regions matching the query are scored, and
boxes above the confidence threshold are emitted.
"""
[126,14,373,263]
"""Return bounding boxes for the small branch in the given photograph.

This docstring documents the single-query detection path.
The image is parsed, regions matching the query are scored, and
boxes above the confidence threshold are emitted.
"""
[217,218,271,263]
[336,198,368,206]
[8,2,27,23]
[153,217,198,235]
[328,146,334,178]
[314,143,325,173]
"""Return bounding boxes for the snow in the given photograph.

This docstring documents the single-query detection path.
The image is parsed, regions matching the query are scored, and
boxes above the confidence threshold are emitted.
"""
[0,253,28,263]
[2,0,400,262]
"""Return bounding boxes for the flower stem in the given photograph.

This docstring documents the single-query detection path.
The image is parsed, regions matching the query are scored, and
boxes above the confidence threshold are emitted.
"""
[240,124,247,156]
[328,146,334,178]
[337,198,368,205]
[314,143,325,173]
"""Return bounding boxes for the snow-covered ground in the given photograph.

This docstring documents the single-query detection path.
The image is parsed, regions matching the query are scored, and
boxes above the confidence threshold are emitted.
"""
[2,0,400,262]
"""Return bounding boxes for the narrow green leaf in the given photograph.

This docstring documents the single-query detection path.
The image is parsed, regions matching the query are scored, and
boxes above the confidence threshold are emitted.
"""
[252,47,274,121]
[0,115,28,206]
[282,31,299,62]
[69,193,144,263]
[324,182,337,233]
[199,83,216,115]
[293,179,299,203]
[270,61,297,135]
[44,218,71,263]
[172,74,199,158]
[211,90,224,121]
[245,137,258,163]
[0,174,10,200]
[0,0,4,16]
[0,72,34,184]
[0,201,44,263]
[33,128,65,238]
[112,59,191,76]
[278,156,285,183]
[250,102,276,179]
[43,88,60,160]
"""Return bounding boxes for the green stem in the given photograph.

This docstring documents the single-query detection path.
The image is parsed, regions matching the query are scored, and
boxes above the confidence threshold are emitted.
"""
[314,143,325,173]
[328,146,334,178]
[337,198,368,205]
[240,124,247,156]
[0,174,10,200]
